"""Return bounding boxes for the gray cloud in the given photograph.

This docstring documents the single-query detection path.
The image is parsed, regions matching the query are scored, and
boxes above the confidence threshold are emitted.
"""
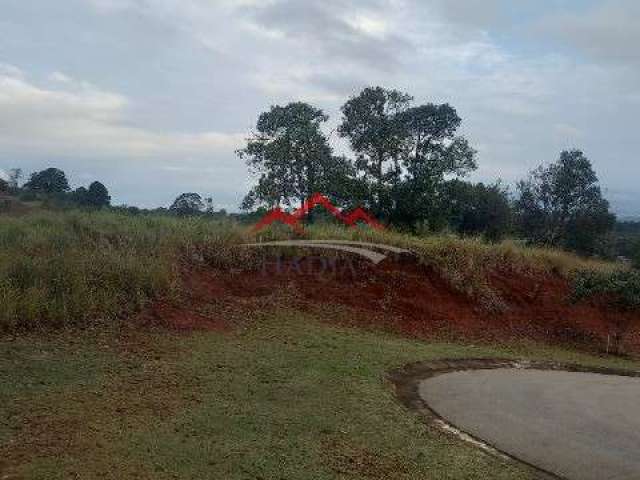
[537,0,640,66]
[0,0,638,214]
[244,0,412,71]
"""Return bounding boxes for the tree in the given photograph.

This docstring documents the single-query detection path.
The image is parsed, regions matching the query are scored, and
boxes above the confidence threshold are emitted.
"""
[238,102,351,213]
[86,181,111,208]
[445,180,513,242]
[70,187,89,205]
[0,178,8,193]
[24,168,70,194]
[338,87,412,217]
[516,150,615,255]
[170,193,205,216]
[389,103,477,228]
[399,104,476,182]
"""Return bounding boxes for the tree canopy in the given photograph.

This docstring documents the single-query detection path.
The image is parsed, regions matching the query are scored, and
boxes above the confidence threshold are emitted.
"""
[338,87,412,216]
[24,168,70,194]
[391,102,477,227]
[516,150,615,255]
[170,192,205,216]
[446,180,512,242]
[86,181,111,208]
[238,102,352,211]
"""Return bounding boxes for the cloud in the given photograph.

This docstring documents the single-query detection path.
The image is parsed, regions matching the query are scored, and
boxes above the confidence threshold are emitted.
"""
[85,0,138,13]
[0,66,244,160]
[0,63,25,79]
[244,0,411,71]
[0,64,248,208]
[537,0,640,67]
[1,1,639,213]
[553,123,583,140]
[48,71,74,84]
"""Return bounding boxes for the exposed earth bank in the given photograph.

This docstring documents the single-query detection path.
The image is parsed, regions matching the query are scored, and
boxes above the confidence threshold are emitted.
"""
[147,256,640,354]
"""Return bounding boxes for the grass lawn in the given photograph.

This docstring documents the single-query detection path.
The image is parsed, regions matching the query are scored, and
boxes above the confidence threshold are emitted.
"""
[2,310,639,480]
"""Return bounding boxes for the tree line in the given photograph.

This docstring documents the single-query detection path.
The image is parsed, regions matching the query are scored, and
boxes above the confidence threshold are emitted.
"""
[238,86,616,256]
[0,167,111,208]
[0,85,622,258]
[0,167,222,217]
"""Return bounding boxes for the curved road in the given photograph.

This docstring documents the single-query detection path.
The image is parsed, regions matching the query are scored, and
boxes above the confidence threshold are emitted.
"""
[419,369,640,480]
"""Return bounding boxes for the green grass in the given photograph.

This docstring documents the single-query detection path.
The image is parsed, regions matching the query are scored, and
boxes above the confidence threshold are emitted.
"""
[2,311,639,479]
[1,202,635,478]
[0,210,254,331]
[0,210,625,332]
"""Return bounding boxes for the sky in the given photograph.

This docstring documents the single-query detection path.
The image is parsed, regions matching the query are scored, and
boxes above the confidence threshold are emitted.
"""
[1,0,639,215]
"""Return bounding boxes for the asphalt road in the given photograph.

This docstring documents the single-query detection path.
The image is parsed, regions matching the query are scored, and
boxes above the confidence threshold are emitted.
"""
[419,368,640,480]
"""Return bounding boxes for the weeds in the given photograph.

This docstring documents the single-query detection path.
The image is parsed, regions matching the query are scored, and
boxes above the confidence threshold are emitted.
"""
[572,270,640,309]
[0,211,251,331]
[0,211,625,332]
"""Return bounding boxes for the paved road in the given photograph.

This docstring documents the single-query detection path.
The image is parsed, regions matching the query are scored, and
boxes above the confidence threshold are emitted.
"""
[419,369,640,480]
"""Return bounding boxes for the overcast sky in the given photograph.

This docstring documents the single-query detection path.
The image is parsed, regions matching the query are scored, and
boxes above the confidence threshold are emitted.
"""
[1,0,638,215]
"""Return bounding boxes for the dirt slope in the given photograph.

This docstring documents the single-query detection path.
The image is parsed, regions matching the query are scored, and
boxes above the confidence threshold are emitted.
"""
[155,256,640,354]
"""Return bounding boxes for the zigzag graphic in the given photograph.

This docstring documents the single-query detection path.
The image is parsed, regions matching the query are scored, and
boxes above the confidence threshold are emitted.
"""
[252,207,305,234]
[252,193,384,232]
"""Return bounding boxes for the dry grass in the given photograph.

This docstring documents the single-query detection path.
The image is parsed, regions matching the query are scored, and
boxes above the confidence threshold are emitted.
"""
[0,211,254,331]
[0,211,625,331]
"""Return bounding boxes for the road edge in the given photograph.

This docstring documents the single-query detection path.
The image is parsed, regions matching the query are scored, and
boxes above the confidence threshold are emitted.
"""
[386,358,640,480]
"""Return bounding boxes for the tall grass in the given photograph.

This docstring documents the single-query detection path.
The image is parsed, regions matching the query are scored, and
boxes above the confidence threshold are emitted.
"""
[0,211,624,332]
[0,211,251,331]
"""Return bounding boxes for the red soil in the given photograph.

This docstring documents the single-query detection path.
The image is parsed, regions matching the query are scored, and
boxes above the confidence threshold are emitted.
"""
[150,256,640,353]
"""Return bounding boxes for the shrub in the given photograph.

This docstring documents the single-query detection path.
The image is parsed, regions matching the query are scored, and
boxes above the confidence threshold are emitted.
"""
[572,270,640,309]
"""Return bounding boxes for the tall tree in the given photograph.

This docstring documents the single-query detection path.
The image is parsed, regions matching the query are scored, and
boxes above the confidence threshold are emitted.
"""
[86,181,111,208]
[390,103,477,228]
[398,104,476,182]
[170,193,205,216]
[516,150,615,255]
[24,168,70,194]
[238,102,350,211]
[445,180,513,242]
[338,86,412,217]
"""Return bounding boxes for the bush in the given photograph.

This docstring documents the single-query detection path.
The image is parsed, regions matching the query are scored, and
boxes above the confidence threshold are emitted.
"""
[572,270,640,309]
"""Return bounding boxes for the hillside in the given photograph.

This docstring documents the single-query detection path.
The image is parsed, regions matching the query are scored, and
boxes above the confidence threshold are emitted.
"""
[2,209,640,479]
[1,209,637,354]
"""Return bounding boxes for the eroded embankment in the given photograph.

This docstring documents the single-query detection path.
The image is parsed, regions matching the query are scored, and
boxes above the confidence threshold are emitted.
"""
[145,255,640,353]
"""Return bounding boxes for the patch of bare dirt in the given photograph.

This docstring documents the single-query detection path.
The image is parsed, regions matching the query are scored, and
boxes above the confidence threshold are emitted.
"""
[142,256,640,353]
